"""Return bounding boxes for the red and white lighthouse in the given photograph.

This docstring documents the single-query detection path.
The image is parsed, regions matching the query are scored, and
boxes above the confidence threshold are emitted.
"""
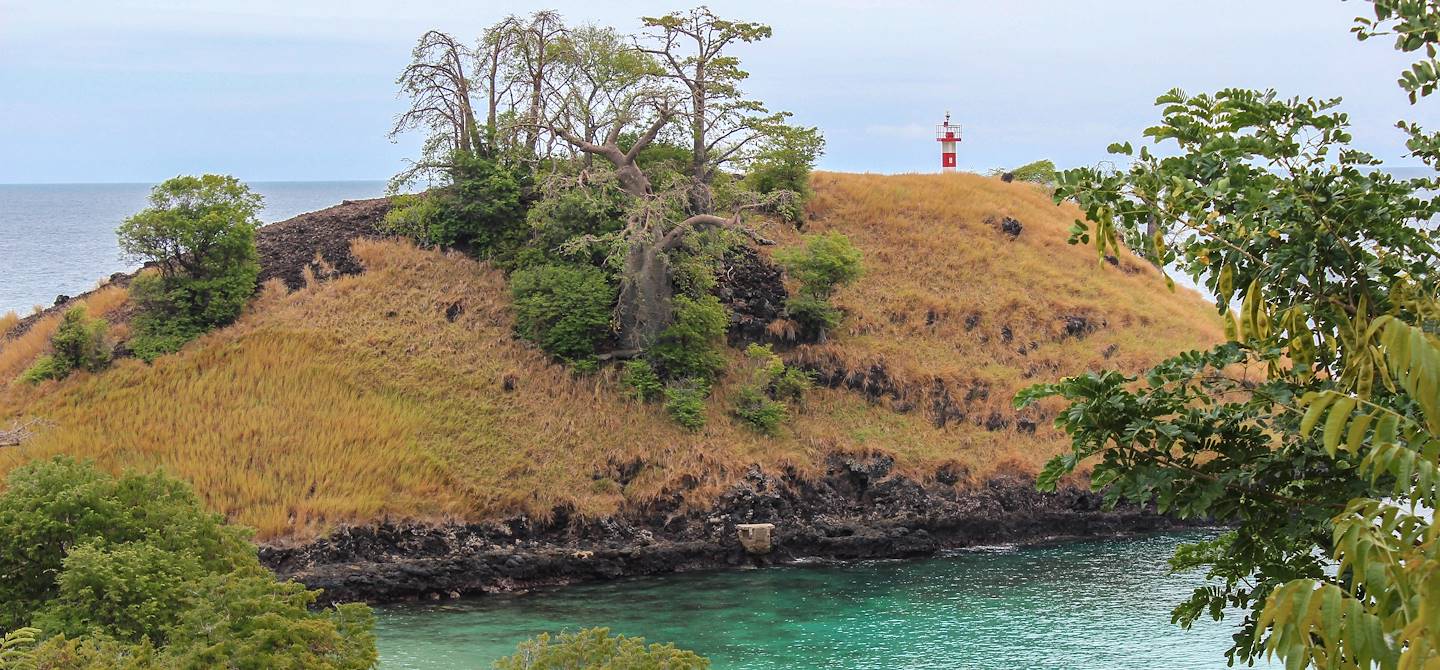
[936,111,961,173]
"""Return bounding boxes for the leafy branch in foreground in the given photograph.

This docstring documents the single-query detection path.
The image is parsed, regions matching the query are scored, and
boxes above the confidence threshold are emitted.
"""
[1017,3,1440,666]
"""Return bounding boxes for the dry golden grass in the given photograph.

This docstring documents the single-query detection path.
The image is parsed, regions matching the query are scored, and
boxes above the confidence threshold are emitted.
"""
[0,173,1221,541]
[0,286,129,384]
[0,312,18,339]
[772,171,1223,426]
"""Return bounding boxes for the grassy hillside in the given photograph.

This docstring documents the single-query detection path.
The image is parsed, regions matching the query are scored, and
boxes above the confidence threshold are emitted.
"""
[0,172,1222,541]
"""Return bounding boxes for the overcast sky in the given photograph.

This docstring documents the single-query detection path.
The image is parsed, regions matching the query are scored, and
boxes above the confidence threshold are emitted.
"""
[0,0,1425,183]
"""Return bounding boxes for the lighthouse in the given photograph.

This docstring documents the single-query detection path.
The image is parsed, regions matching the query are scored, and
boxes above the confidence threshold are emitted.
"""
[936,111,961,173]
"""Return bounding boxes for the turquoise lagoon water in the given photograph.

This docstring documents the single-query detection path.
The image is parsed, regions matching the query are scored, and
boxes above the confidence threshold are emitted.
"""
[375,531,1267,669]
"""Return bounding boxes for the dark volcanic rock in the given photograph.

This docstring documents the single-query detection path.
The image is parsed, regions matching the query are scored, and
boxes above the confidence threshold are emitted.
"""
[262,456,1194,605]
[713,244,786,345]
[255,197,392,290]
[1000,217,1023,238]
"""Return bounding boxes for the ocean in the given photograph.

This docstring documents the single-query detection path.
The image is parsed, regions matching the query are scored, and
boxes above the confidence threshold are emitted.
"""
[0,181,388,316]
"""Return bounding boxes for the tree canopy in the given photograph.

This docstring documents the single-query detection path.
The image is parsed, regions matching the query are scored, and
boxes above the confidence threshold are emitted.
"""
[1017,2,1440,667]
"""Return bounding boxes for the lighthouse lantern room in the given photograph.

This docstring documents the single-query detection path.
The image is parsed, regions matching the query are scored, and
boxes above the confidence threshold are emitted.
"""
[935,111,961,173]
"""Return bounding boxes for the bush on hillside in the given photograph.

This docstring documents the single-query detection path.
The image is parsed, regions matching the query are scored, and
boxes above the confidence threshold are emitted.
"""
[731,344,812,434]
[525,182,629,267]
[621,359,663,402]
[494,627,709,670]
[663,379,710,432]
[382,152,526,256]
[379,192,446,245]
[0,457,376,667]
[650,294,728,382]
[437,151,526,253]
[774,232,863,340]
[989,159,1057,186]
[117,175,263,361]
[19,306,112,384]
[511,263,616,363]
[746,125,825,224]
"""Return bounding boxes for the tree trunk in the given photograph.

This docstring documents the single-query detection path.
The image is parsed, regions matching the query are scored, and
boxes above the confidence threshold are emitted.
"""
[616,232,675,351]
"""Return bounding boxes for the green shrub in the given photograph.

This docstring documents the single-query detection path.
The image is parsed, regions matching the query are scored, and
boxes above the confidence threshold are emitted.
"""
[774,232,863,299]
[381,153,526,257]
[23,634,156,669]
[117,175,262,361]
[19,355,66,385]
[32,540,202,645]
[651,294,727,381]
[0,627,39,670]
[783,295,842,341]
[746,125,824,224]
[733,386,786,435]
[494,627,709,670]
[621,360,663,402]
[731,344,811,434]
[525,182,629,267]
[434,151,526,253]
[19,307,112,384]
[0,457,253,631]
[511,263,616,362]
[668,228,735,298]
[379,193,446,245]
[991,159,1057,186]
[771,365,814,404]
[774,232,863,340]
[664,380,709,431]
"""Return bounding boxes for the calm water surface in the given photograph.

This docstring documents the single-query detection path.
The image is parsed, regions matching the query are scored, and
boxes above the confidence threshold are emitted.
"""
[0,181,386,315]
[375,531,1265,669]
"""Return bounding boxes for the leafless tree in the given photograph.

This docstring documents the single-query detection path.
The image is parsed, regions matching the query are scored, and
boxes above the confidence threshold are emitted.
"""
[390,31,482,187]
[478,17,523,146]
[510,11,568,158]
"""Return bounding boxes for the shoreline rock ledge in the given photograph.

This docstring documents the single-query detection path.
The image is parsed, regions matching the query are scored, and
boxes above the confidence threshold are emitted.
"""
[261,455,1193,605]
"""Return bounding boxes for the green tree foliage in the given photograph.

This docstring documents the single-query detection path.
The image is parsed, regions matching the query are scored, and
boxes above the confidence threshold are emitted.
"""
[20,306,111,384]
[524,181,631,267]
[117,175,263,361]
[382,152,525,255]
[0,628,39,669]
[493,627,709,669]
[1015,5,1440,665]
[990,159,1057,186]
[745,124,824,223]
[510,263,616,364]
[650,294,727,381]
[774,232,863,340]
[0,458,377,668]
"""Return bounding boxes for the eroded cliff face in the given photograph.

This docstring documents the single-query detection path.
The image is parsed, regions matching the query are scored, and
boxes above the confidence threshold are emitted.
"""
[262,455,1185,605]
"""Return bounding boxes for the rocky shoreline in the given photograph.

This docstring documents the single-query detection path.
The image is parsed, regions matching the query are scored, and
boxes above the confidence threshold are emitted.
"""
[261,454,1189,606]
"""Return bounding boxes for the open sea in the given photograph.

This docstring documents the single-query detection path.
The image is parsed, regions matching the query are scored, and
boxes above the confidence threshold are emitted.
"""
[0,181,387,316]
